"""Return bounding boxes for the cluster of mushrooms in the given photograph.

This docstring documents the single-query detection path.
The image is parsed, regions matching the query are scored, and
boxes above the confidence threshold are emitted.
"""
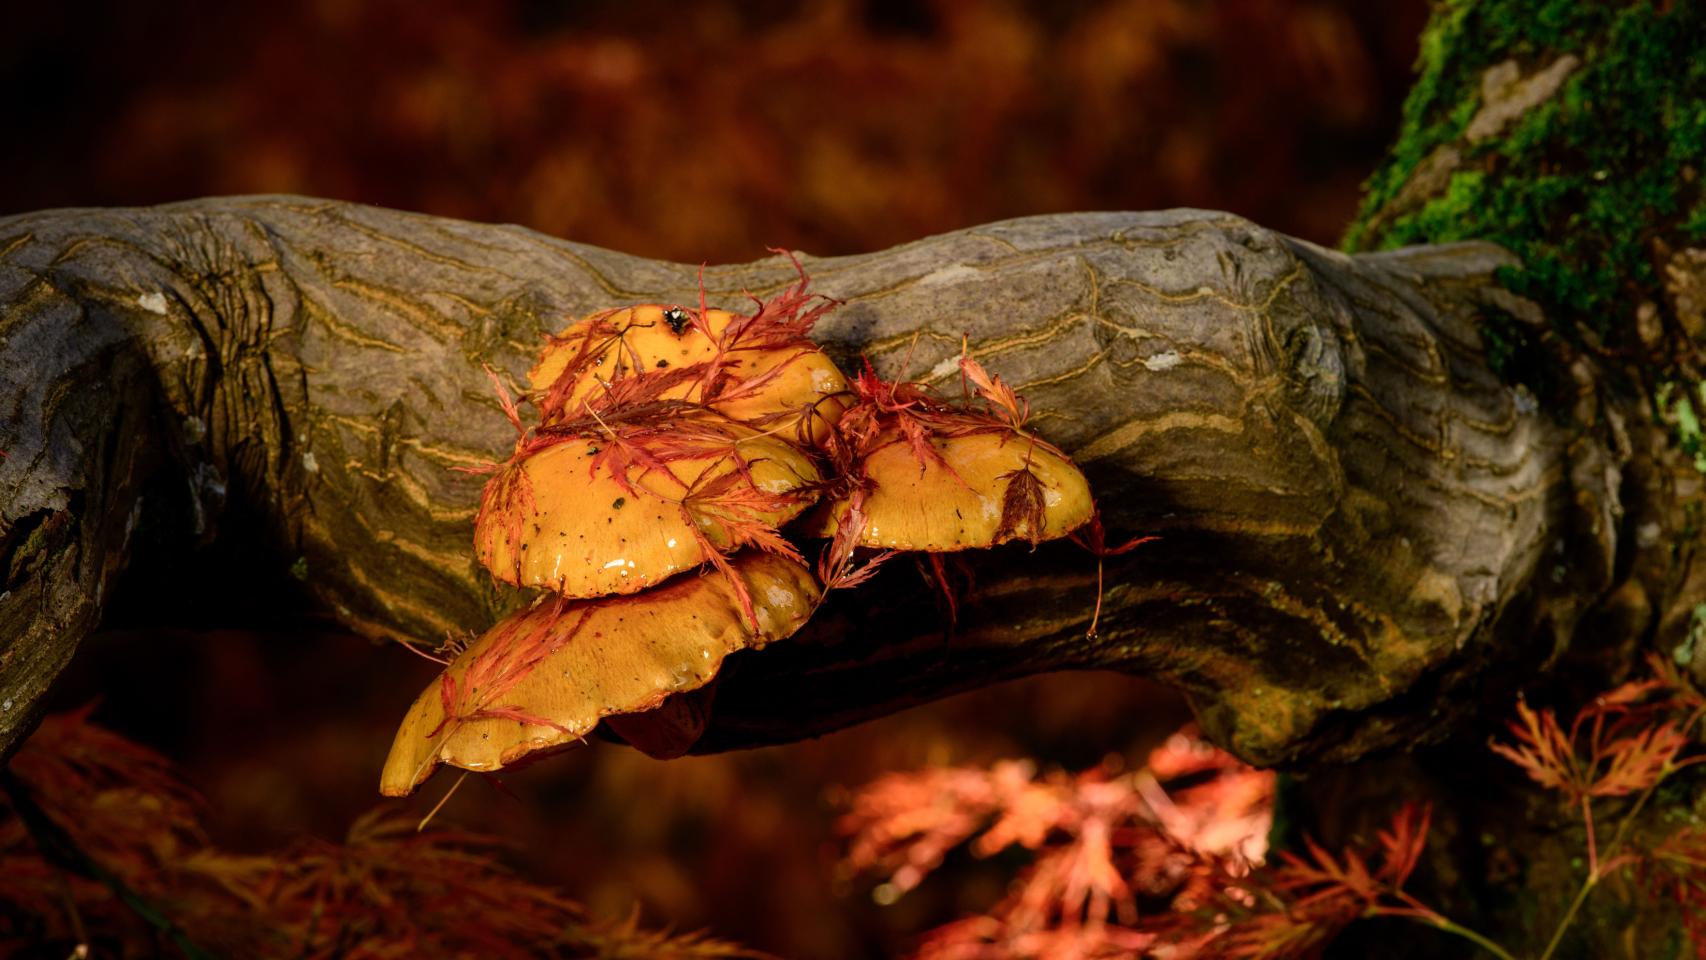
[379,266,1095,797]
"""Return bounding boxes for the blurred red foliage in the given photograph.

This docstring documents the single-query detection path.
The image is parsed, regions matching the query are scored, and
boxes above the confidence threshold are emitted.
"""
[0,708,756,959]
[1199,804,1436,960]
[840,728,1273,958]
[50,625,1199,959]
[2,0,1427,259]
[1642,826,1706,959]
[843,656,1706,960]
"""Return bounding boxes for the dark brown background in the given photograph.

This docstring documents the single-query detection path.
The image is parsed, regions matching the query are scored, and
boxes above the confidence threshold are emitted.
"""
[6,1,1428,956]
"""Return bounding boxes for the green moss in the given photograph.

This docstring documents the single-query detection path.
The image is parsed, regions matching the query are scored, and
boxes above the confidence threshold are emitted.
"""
[1658,380,1706,470]
[1677,602,1706,666]
[1685,197,1706,240]
[14,520,50,566]
[1346,0,1706,386]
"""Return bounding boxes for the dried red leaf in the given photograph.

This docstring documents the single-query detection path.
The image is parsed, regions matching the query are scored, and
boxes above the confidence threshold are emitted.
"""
[1489,695,1689,802]
[830,356,1044,488]
[841,732,1275,958]
[995,462,1048,547]
[1069,510,1157,560]
[1487,698,1587,798]
[427,603,589,742]
[1589,721,1687,797]
[959,352,1029,429]
[1068,510,1157,638]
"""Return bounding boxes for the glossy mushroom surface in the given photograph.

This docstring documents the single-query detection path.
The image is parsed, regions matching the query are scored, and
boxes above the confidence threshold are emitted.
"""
[811,430,1093,550]
[380,551,820,796]
[530,304,848,444]
[474,423,820,598]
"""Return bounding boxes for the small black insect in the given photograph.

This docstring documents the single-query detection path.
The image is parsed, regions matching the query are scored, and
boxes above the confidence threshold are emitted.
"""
[661,306,690,334]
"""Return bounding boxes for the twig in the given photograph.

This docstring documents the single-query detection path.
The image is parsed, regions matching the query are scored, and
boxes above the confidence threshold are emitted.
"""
[417,771,470,832]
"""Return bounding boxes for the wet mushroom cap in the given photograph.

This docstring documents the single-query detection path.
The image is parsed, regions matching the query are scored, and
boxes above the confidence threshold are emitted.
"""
[378,551,820,796]
[528,305,729,401]
[810,430,1094,550]
[530,304,849,444]
[474,425,820,598]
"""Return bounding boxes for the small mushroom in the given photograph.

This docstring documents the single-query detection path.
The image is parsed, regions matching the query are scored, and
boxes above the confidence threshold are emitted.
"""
[379,550,820,796]
[474,418,820,599]
[809,355,1094,552]
[531,301,849,445]
[601,681,720,760]
[809,429,1093,551]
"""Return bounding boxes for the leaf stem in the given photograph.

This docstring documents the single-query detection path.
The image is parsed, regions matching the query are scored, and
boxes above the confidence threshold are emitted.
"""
[1381,896,1520,960]
[1538,732,1683,960]
[1428,914,1523,960]
[1536,869,1597,960]
[1581,794,1598,876]
[417,770,470,833]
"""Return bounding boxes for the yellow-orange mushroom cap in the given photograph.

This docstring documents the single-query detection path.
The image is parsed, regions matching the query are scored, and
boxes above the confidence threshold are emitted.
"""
[811,430,1093,551]
[530,303,849,446]
[474,419,820,599]
[379,551,820,796]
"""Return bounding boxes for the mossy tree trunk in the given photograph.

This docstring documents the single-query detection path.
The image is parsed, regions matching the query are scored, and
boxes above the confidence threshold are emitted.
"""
[0,1,1703,956]
[1316,2,1706,956]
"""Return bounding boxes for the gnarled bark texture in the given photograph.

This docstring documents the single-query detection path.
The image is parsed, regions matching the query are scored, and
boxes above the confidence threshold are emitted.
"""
[0,197,1694,769]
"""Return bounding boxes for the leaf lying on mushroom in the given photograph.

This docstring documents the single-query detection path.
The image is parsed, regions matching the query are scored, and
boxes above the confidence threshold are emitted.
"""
[806,429,1092,551]
[809,355,1093,553]
[529,277,849,446]
[380,551,820,796]
[473,413,819,600]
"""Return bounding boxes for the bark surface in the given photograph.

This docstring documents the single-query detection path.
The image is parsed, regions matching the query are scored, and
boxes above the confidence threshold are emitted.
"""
[0,197,1691,767]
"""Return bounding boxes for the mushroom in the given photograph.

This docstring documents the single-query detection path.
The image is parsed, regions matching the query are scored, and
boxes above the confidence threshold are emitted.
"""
[379,269,1135,800]
[530,298,849,445]
[379,551,820,796]
[808,355,1094,552]
[809,429,1093,551]
[600,681,720,761]
[474,414,820,599]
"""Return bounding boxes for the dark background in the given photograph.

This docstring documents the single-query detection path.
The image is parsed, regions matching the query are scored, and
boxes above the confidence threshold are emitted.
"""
[6,1,1429,957]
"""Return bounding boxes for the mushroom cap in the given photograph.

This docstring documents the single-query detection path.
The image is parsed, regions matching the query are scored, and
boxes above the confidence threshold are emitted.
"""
[530,304,849,445]
[474,422,820,598]
[810,430,1093,550]
[379,551,820,796]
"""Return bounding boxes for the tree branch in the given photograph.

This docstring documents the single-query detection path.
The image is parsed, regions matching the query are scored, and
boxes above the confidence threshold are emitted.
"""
[0,197,1680,766]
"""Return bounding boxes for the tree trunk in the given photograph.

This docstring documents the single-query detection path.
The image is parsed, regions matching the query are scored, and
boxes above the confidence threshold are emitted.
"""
[1,197,1692,774]
[1313,2,1706,955]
